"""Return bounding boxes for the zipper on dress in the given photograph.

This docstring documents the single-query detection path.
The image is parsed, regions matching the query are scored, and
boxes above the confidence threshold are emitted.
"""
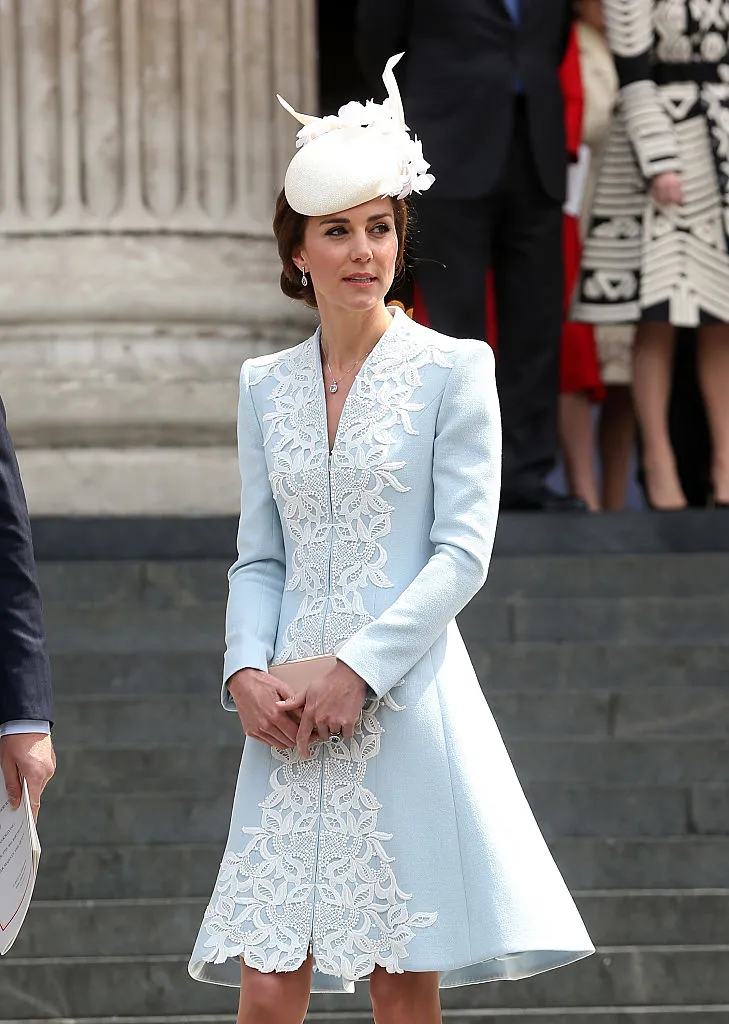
[320,450,335,653]
[307,745,327,962]
[310,448,334,962]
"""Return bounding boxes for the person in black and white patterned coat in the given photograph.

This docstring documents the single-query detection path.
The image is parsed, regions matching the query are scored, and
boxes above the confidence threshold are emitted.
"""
[573,0,729,509]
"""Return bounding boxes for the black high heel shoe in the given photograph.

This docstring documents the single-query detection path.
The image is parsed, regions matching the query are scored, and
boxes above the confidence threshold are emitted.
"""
[637,466,688,511]
[706,489,729,508]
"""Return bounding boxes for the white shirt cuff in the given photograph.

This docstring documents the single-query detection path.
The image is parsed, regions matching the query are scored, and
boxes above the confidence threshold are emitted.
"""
[0,720,51,737]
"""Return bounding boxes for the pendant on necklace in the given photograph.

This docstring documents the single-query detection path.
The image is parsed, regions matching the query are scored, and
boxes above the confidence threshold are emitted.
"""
[329,382,338,393]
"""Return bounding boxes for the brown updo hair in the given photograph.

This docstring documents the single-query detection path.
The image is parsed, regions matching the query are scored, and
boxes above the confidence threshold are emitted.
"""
[273,189,409,309]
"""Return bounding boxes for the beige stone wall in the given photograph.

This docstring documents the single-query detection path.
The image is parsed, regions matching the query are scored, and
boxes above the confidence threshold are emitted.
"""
[0,0,318,514]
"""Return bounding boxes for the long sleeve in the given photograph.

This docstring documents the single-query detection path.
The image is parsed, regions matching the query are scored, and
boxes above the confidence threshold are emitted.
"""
[336,342,501,699]
[604,0,680,178]
[221,362,286,710]
[0,399,53,728]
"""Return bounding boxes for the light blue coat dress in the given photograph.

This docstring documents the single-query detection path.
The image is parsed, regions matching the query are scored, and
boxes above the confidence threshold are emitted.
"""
[189,307,594,993]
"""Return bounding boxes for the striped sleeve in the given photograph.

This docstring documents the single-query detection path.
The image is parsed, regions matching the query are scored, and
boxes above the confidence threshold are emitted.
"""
[603,0,680,178]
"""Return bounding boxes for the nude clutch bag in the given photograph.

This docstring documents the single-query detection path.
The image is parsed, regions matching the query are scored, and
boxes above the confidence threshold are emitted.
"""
[268,655,337,687]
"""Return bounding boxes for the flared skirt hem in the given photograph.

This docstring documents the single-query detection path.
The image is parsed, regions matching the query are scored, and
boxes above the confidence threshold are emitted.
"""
[188,944,595,994]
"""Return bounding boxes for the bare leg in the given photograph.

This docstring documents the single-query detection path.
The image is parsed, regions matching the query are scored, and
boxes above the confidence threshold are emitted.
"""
[559,391,601,510]
[598,385,636,510]
[697,323,729,503]
[369,967,442,1024]
[237,954,313,1024]
[632,321,686,508]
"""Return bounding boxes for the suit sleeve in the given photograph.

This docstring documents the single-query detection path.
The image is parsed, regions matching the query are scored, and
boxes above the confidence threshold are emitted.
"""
[336,342,501,698]
[355,0,412,92]
[221,362,286,710]
[0,400,53,728]
[603,0,680,178]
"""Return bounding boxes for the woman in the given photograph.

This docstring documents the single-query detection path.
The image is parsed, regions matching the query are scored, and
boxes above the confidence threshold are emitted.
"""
[573,0,729,509]
[558,19,605,511]
[574,0,637,510]
[188,55,593,1024]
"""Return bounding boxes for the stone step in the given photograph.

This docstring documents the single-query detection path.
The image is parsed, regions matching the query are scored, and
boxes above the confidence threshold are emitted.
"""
[52,696,242,747]
[51,746,243,795]
[36,792,235,846]
[493,689,729,739]
[34,554,729,607]
[47,643,729,697]
[463,595,729,644]
[19,447,241,517]
[0,948,728,1016]
[50,651,221,696]
[34,838,728,900]
[48,738,729,795]
[5,1013,729,1024]
[484,554,729,598]
[44,606,226,654]
[30,783,729,846]
[525,783,727,840]
[9,892,729,959]
[472,643,729,691]
[35,844,221,900]
[27,508,729,561]
[41,596,729,651]
[557,838,729,891]
[507,738,729,785]
[49,688,729,748]
[417,1014,729,1024]
[37,561,227,609]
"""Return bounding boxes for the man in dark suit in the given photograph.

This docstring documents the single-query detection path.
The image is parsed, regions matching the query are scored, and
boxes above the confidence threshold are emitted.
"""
[357,0,584,511]
[0,399,54,820]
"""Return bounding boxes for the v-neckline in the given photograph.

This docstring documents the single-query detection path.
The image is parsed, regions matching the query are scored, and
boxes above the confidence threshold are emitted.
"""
[315,308,400,455]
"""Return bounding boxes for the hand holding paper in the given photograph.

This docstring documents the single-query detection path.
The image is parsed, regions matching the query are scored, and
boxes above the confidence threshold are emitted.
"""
[0,777,41,955]
[0,733,55,821]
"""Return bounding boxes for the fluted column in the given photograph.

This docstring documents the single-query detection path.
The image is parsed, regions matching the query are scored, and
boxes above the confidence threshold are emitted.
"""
[0,0,315,236]
[0,0,318,514]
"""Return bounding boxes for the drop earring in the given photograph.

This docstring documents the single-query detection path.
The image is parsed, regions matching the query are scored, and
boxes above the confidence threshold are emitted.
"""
[301,267,308,287]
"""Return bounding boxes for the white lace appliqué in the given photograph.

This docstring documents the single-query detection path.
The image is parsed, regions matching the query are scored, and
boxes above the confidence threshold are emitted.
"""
[266,323,453,664]
[201,694,436,982]
[201,318,451,983]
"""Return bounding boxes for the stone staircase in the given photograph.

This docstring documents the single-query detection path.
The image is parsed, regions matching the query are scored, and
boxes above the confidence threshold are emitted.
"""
[2,516,729,1022]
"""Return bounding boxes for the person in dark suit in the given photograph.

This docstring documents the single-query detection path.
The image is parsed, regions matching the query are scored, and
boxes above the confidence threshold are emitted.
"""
[356,0,585,511]
[0,399,55,820]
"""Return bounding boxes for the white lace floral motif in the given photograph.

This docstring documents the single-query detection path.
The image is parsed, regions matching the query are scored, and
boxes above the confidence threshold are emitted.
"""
[201,693,437,982]
[266,320,453,664]
[200,316,452,983]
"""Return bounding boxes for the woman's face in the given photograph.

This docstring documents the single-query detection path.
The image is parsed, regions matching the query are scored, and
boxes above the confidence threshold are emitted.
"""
[577,0,605,31]
[294,197,399,314]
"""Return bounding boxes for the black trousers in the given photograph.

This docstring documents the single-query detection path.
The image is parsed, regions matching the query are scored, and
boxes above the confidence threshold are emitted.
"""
[414,99,564,499]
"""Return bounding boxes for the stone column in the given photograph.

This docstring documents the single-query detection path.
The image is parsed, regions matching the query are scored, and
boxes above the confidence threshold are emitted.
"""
[0,0,317,514]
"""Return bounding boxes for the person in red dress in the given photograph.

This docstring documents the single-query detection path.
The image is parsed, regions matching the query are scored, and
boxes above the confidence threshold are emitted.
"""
[557,21,604,510]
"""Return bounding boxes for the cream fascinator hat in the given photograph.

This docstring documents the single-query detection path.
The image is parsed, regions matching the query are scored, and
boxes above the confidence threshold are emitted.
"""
[277,53,435,217]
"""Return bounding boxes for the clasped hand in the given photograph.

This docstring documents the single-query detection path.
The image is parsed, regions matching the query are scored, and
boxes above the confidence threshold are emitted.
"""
[228,661,367,759]
[650,171,683,206]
